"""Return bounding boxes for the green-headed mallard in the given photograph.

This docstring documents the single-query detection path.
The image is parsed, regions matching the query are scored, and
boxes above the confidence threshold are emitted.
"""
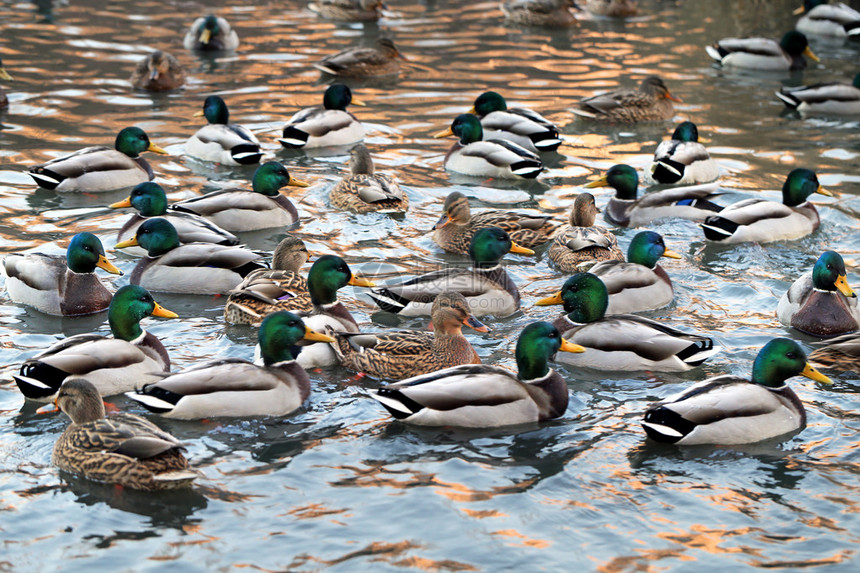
[776,73,860,115]
[583,0,638,17]
[642,338,832,445]
[469,91,562,153]
[2,233,121,316]
[809,332,860,373]
[702,168,831,243]
[650,121,720,185]
[500,0,578,27]
[183,15,239,51]
[127,312,332,419]
[777,251,859,336]
[314,38,406,78]
[13,285,176,401]
[52,379,197,490]
[170,161,308,232]
[28,127,167,192]
[279,84,366,149]
[432,191,555,255]
[706,30,819,71]
[569,76,680,123]
[224,236,312,326]
[585,164,724,227]
[309,0,384,22]
[0,58,12,108]
[434,114,543,179]
[115,218,265,295]
[795,0,860,38]
[368,321,584,427]
[331,291,487,380]
[330,144,408,213]
[548,192,624,272]
[130,50,186,91]
[541,230,680,314]
[538,272,721,371]
[186,95,262,165]
[370,226,534,317]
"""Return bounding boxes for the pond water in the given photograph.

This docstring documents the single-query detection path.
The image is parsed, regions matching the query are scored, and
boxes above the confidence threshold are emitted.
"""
[1,0,860,570]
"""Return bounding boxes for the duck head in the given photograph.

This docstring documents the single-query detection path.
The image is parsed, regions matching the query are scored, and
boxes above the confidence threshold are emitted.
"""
[252,161,309,196]
[66,232,121,275]
[812,251,856,297]
[585,164,639,200]
[515,321,584,381]
[307,255,374,306]
[110,182,168,216]
[108,284,177,341]
[751,338,831,388]
[626,231,681,268]
[468,226,534,268]
[258,311,334,365]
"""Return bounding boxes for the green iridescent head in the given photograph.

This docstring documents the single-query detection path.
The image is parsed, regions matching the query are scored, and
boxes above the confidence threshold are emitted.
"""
[202,95,229,125]
[258,311,333,365]
[128,217,180,257]
[252,161,308,196]
[468,227,534,267]
[781,168,829,207]
[115,126,165,158]
[626,231,681,268]
[811,251,855,296]
[323,83,355,110]
[450,113,484,145]
[559,273,608,323]
[751,338,831,388]
[66,232,120,275]
[307,255,373,306]
[472,91,507,116]
[108,284,176,341]
[515,321,583,380]
[585,164,639,201]
[126,182,168,216]
[672,121,699,142]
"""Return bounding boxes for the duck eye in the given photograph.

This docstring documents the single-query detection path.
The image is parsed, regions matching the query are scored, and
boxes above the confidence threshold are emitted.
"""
[786,352,796,360]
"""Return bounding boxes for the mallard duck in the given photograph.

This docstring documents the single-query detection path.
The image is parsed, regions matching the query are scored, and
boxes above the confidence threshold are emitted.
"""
[115,218,265,294]
[13,285,176,401]
[702,168,831,243]
[469,91,562,153]
[649,121,720,185]
[52,379,197,490]
[331,291,487,380]
[170,161,308,232]
[330,144,408,213]
[548,193,624,272]
[368,321,584,427]
[537,272,721,371]
[186,95,262,165]
[127,312,333,419]
[706,30,819,71]
[499,0,578,27]
[183,15,240,51]
[3,233,121,316]
[541,230,680,314]
[585,164,724,227]
[809,332,860,372]
[569,76,680,123]
[0,58,12,108]
[777,251,859,336]
[313,38,406,78]
[776,73,860,115]
[223,236,313,326]
[279,84,365,149]
[795,0,860,38]
[582,0,638,17]
[309,0,384,21]
[130,50,186,91]
[434,114,543,179]
[370,226,534,317]
[432,191,556,255]
[28,127,167,192]
[642,338,832,445]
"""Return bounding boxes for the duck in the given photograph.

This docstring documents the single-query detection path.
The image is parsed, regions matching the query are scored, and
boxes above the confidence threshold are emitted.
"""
[51,379,197,490]
[548,193,624,272]
[499,0,578,27]
[170,161,308,232]
[705,30,819,71]
[795,0,860,39]
[183,14,240,51]
[432,190,556,255]
[13,285,176,402]
[541,230,680,314]
[582,0,638,17]
[368,321,584,427]
[314,38,406,78]
[279,84,366,149]
[114,218,266,295]
[127,312,333,419]
[775,73,860,115]
[2,232,121,316]
[186,95,262,165]
[469,91,562,153]
[777,251,859,336]
[537,272,721,371]
[28,126,167,192]
[642,338,832,446]
[330,144,408,213]
[569,76,680,123]
[223,236,313,326]
[701,168,831,243]
[585,164,724,227]
[308,0,384,22]
[808,332,860,373]
[331,291,488,381]
[370,226,534,317]
[649,121,720,185]
[434,114,543,179]
[0,58,12,108]
[130,50,186,91]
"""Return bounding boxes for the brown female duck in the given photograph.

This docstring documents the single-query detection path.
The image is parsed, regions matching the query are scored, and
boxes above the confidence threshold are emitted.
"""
[570,76,680,123]
[548,193,624,272]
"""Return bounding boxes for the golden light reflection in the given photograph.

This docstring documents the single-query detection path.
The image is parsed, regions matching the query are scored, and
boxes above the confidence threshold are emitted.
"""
[491,529,551,549]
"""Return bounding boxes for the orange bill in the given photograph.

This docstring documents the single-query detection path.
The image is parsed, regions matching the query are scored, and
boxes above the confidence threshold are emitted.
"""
[152,301,179,318]
[109,196,132,209]
[96,255,122,275]
[535,291,564,306]
[304,326,335,343]
[349,275,375,288]
[559,338,586,354]
[509,241,535,255]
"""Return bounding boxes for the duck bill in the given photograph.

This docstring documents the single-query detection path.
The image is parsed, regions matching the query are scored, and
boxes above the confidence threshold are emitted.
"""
[662,248,682,260]
[36,401,60,415]
[835,275,856,298]
[432,213,452,230]
[304,326,335,343]
[0,68,12,81]
[584,175,609,189]
[559,338,586,354]
[109,196,132,209]
[535,291,564,306]
[350,98,367,107]
[114,237,139,249]
[509,242,535,255]
[147,142,169,155]
[804,47,820,63]
[289,176,310,188]
[199,28,212,45]
[792,5,806,15]
[349,275,375,288]
[96,255,123,275]
[801,362,832,385]
[152,301,179,318]
[666,92,683,103]
[464,315,489,333]
[815,185,833,197]
[433,126,454,139]
[193,110,205,118]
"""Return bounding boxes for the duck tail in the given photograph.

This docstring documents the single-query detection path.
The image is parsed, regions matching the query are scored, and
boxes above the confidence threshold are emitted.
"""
[369,387,424,419]
[641,406,694,443]
[368,288,408,314]
[775,90,801,109]
[701,215,737,241]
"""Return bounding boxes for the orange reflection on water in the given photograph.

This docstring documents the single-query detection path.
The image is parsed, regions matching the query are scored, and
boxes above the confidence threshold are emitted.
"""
[491,529,551,549]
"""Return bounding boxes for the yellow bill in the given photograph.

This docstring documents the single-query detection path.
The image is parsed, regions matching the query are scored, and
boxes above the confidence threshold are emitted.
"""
[801,362,832,385]
[152,301,179,318]
[536,291,564,306]
[96,255,122,275]
[559,338,586,354]
[304,326,335,343]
